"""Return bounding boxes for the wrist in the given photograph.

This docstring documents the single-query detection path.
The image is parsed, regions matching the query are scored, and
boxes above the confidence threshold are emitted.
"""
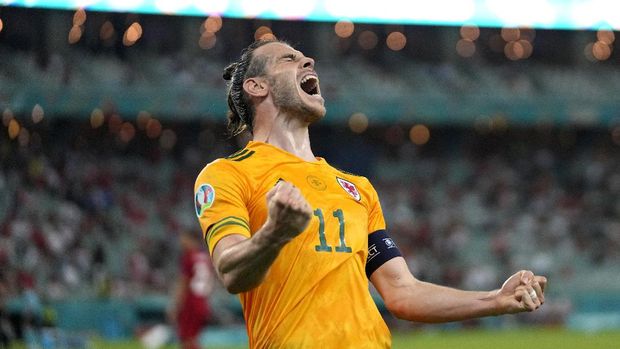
[256,219,292,248]
[487,289,505,316]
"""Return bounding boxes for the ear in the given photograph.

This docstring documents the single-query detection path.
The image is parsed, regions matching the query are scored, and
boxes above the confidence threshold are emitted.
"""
[243,77,269,98]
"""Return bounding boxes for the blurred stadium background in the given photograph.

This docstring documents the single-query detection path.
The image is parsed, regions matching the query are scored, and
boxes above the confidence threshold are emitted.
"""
[1,1,620,348]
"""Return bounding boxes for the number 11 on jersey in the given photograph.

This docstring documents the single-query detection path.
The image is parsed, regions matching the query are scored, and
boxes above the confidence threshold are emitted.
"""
[314,208,352,253]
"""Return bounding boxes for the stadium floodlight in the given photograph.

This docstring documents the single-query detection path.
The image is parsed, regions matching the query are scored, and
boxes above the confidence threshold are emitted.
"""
[2,0,620,30]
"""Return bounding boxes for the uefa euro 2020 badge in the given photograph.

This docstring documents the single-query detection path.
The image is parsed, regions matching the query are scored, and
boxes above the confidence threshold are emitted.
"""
[195,184,216,217]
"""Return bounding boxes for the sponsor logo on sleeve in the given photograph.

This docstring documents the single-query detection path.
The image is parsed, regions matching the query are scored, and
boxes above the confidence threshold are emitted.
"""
[195,184,215,217]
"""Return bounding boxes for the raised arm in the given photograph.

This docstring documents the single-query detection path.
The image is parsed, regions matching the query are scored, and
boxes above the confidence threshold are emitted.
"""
[210,181,312,294]
[370,257,547,323]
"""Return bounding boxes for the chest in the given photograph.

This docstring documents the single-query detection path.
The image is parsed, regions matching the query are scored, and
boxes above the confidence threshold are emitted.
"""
[246,163,370,256]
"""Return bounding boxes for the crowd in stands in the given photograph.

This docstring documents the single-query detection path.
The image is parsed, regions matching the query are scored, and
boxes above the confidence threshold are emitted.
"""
[1,121,618,328]
[2,47,620,125]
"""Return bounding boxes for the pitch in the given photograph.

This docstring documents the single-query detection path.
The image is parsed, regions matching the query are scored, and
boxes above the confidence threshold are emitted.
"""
[11,328,620,349]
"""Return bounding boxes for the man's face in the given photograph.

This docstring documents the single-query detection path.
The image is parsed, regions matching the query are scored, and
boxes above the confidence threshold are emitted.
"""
[254,42,326,123]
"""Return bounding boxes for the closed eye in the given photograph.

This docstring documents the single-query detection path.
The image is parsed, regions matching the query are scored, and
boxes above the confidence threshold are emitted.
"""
[281,54,297,61]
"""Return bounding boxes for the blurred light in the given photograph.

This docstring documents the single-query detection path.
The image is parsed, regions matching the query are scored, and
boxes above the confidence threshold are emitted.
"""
[592,41,612,60]
[348,112,368,133]
[90,109,105,128]
[517,39,533,58]
[119,122,136,143]
[409,124,430,145]
[254,26,273,41]
[504,41,525,60]
[68,25,83,44]
[202,15,222,33]
[501,27,520,42]
[8,119,20,140]
[159,129,177,150]
[358,30,378,50]
[460,24,480,41]
[334,19,354,38]
[489,34,504,53]
[612,127,620,146]
[520,27,536,42]
[108,114,122,133]
[260,33,277,41]
[100,21,115,41]
[597,29,615,45]
[137,111,151,130]
[199,32,217,49]
[31,104,44,123]
[146,119,162,138]
[0,18,4,33]
[73,9,86,26]
[18,128,29,147]
[123,22,142,46]
[456,39,476,57]
[386,31,407,51]
[2,108,14,127]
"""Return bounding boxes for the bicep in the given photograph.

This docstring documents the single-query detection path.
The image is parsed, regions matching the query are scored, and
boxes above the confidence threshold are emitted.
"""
[370,256,418,298]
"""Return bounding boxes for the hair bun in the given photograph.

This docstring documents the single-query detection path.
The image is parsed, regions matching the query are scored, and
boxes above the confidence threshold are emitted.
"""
[223,63,238,80]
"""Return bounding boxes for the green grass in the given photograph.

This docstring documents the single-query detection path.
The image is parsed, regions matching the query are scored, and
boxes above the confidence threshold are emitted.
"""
[11,328,620,348]
[391,328,620,349]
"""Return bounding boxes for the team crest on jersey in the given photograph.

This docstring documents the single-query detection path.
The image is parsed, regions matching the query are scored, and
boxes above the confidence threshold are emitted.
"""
[195,184,215,217]
[336,177,361,201]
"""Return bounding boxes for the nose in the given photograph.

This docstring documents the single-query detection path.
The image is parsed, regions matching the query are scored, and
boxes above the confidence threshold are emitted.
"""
[301,57,315,69]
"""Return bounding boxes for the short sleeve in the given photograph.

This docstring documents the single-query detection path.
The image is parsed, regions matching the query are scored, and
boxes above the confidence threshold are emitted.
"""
[194,160,252,254]
[366,181,386,234]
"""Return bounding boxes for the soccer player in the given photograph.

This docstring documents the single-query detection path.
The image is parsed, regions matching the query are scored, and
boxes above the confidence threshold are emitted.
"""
[194,40,547,348]
[169,231,213,349]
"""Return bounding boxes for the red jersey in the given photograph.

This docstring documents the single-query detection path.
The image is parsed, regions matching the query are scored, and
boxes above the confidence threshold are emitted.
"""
[178,247,212,339]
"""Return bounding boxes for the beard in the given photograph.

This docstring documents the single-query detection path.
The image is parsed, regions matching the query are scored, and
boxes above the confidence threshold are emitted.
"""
[270,75,325,123]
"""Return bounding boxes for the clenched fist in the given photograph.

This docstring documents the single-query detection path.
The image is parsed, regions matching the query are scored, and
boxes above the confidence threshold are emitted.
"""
[263,181,313,245]
[496,270,547,314]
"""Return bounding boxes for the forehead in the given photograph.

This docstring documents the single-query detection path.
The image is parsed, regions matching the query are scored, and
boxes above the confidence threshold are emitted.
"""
[254,42,303,60]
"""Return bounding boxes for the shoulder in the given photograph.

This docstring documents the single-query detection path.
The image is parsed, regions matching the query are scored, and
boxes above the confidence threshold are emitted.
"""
[195,147,257,184]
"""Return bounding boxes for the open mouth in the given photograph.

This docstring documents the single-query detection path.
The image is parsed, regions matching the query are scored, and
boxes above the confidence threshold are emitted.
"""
[300,75,320,96]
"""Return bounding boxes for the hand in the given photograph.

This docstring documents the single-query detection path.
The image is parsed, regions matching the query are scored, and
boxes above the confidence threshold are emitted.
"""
[496,270,547,314]
[263,181,313,244]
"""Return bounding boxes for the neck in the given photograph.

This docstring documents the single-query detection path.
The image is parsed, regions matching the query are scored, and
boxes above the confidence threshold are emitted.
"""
[252,110,316,162]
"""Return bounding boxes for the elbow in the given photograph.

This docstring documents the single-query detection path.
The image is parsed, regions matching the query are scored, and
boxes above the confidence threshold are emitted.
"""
[224,283,244,295]
[384,298,410,321]
[221,274,244,294]
[221,273,261,294]
[384,297,431,323]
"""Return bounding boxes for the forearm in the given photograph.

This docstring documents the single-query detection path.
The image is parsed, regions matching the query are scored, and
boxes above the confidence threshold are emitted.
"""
[388,280,500,323]
[215,223,288,294]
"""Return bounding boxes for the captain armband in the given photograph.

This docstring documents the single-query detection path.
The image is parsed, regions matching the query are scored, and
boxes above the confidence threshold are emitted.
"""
[365,230,402,278]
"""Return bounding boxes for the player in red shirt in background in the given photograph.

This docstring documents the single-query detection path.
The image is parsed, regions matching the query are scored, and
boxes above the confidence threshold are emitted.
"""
[168,230,214,349]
